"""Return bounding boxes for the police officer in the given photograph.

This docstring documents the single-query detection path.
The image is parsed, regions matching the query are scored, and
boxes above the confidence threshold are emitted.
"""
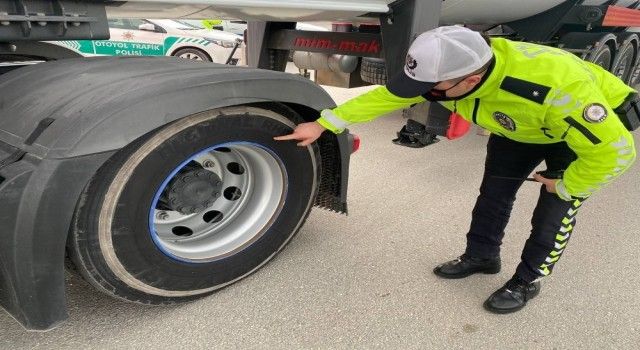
[201,19,223,30]
[274,26,637,313]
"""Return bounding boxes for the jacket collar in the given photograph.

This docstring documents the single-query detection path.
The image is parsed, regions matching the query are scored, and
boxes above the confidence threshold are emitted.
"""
[461,47,506,100]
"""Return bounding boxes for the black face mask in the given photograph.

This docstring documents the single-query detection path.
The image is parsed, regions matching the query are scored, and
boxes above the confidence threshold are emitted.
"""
[422,78,466,102]
[422,57,496,101]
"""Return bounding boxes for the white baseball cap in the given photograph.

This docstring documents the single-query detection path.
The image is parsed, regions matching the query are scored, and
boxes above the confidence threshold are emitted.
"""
[386,26,494,98]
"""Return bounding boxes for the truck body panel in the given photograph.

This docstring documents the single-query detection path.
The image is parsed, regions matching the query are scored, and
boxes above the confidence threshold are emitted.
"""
[106,0,636,26]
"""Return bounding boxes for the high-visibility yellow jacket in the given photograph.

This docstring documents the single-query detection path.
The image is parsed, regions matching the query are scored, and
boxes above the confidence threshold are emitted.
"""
[201,19,223,29]
[317,37,637,200]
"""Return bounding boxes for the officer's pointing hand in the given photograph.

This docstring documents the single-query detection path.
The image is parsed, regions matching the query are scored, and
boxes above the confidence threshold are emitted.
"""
[533,173,558,194]
[274,121,327,146]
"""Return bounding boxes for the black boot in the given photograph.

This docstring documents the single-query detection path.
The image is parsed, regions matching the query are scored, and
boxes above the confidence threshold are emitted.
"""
[433,254,501,279]
[484,276,541,314]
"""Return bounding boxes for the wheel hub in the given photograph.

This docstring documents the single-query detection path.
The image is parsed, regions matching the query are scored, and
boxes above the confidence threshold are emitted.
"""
[165,168,222,215]
[151,143,287,262]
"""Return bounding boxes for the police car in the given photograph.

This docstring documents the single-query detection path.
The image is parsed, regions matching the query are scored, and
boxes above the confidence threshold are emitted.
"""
[53,19,244,64]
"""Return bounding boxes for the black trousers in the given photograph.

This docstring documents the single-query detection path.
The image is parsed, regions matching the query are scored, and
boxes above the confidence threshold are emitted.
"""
[466,135,586,282]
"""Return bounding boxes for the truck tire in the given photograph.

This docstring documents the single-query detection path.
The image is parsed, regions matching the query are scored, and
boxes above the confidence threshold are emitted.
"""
[630,55,640,87]
[611,34,638,84]
[67,106,320,304]
[172,48,212,61]
[559,32,617,71]
[360,57,387,85]
[587,43,613,71]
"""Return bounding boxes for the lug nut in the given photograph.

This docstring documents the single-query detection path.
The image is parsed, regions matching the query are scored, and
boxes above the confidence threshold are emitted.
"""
[156,211,169,220]
[202,160,215,168]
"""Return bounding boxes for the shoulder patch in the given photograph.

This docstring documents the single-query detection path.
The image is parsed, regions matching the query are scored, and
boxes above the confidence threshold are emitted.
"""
[493,111,516,131]
[583,103,608,123]
[499,76,551,104]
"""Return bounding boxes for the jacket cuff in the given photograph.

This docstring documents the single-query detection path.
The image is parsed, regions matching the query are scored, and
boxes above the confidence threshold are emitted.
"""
[317,109,349,134]
[555,180,573,201]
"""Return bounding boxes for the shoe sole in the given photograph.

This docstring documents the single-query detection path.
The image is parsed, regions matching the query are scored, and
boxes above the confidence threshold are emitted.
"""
[482,287,541,314]
[482,299,526,314]
[432,265,501,279]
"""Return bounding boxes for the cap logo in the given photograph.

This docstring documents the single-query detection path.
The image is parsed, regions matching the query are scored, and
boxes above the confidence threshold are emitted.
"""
[405,54,417,76]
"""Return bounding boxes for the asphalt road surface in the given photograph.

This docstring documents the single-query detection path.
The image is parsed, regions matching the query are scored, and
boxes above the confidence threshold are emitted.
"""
[1,84,639,349]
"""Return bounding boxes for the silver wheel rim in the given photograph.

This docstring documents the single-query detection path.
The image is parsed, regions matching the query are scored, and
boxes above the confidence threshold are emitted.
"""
[178,52,204,60]
[150,142,286,262]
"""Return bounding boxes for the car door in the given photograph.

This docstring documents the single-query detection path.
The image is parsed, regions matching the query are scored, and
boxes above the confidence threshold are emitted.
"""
[93,19,167,57]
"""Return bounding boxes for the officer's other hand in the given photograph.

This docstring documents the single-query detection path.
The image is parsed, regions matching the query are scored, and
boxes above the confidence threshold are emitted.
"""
[274,121,326,146]
[533,173,557,193]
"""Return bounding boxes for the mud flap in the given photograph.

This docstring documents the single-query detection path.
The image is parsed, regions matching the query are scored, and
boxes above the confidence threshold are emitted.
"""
[0,148,112,330]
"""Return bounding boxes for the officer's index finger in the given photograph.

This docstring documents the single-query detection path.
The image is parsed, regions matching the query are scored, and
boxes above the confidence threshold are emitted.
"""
[273,133,299,141]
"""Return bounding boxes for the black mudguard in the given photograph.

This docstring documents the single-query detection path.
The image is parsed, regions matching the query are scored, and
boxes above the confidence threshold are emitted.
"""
[0,57,351,330]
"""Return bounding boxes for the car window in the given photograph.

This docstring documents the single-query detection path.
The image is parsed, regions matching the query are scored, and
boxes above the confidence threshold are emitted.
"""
[108,19,129,29]
[108,18,149,30]
[128,19,146,29]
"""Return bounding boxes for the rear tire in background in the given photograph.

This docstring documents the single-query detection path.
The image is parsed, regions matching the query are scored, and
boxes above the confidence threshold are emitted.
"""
[611,34,638,84]
[559,32,617,72]
[68,106,320,304]
[172,48,211,62]
[630,54,640,86]
[586,43,613,71]
[360,57,387,85]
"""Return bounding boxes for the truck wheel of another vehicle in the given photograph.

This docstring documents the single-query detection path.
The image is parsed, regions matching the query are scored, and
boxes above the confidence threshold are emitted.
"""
[611,36,638,83]
[67,106,320,304]
[360,57,387,85]
[629,55,640,86]
[587,44,613,71]
[560,32,617,72]
[173,48,211,61]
